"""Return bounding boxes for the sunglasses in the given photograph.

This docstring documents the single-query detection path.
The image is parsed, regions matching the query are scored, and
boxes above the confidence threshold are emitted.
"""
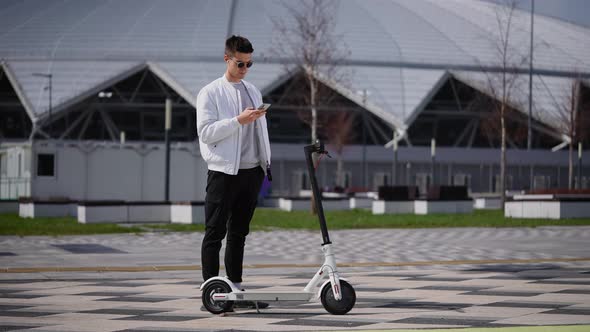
[229,58,253,68]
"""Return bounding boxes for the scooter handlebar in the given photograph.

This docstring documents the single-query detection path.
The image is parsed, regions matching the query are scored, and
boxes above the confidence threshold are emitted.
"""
[304,140,328,155]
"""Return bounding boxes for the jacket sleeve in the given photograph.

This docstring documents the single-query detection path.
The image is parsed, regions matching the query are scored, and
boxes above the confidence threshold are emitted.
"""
[196,88,240,144]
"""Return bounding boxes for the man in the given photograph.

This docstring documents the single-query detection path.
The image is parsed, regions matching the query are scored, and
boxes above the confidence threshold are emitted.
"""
[196,35,271,309]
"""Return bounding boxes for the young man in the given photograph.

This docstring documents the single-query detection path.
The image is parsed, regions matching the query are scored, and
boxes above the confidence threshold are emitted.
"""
[196,35,271,308]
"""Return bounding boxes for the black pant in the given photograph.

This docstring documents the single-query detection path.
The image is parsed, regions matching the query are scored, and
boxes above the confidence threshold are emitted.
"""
[201,167,264,283]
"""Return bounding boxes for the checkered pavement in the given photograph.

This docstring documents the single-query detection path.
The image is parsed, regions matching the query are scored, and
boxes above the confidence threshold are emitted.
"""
[1,266,590,331]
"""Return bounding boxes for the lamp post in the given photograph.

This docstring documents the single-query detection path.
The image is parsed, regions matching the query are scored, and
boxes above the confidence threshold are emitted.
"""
[32,73,52,137]
[527,0,535,150]
[393,138,398,186]
[431,138,436,187]
[164,99,172,201]
[578,142,583,189]
[361,89,368,190]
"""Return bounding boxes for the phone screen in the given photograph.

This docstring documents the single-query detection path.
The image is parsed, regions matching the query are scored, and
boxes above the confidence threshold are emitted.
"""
[258,103,271,111]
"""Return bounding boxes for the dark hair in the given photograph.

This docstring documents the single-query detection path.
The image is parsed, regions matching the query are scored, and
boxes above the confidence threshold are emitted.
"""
[225,35,254,56]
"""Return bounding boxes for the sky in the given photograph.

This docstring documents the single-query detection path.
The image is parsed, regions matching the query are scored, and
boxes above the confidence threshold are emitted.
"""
[486,0,590,28]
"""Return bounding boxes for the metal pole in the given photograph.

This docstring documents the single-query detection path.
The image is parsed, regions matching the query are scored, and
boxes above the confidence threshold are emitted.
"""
[361,89,367,189]
[393,139,398,186]
[304,142,331,245]
[49,74,53,137]
[164,99,171,201]
[527,0,535,150]
[32,73,53,137]
[578,142,583,189]
[431,138,436,186]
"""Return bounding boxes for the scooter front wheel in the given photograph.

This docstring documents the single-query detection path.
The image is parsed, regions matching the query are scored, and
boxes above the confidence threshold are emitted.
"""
[320,280,356,315]
[201,280,234,314]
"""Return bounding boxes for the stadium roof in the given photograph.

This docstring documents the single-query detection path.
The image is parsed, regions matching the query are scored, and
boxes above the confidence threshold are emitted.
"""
[1,0,589,135]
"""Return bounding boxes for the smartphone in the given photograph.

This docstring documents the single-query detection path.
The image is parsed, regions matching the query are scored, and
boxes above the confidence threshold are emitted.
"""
[257,103,271,111]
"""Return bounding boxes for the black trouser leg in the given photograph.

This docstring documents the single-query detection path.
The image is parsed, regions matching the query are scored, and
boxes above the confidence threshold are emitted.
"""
[225,167,264,283]
[201,170,232,281]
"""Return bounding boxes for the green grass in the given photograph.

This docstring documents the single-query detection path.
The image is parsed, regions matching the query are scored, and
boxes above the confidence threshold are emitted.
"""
[249,209,590,231]
[1,209,590,236]
[0,213,143,236]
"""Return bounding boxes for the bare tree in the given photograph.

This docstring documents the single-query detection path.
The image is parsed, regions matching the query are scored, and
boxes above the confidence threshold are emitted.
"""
[271,0,349,144]
[323,111,355,189]
[546,76,588,188]
[479,0,529,204]
[271,0,351,212]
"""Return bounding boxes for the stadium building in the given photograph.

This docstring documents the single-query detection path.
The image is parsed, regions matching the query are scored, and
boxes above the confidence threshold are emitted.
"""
[0,0,589,202]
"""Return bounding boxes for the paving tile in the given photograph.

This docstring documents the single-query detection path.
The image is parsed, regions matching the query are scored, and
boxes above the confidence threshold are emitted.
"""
[532,279,590,285]
[0,304,31,311]
[81,309,168,316]
[556,289,590,294]
[271,318,373,327]
[92,282,152,288]
[0,293,47,299]
[407,276,473,282]
[354,287,401,292]
[0,325,44,331]
[376,300,472,310]
[0,310,59,317]
[113,329,206,332]
[52,244,126,254]
[481,301,570,309]
[114,315,204,322]
[467,264,558,273]
[463,290,543,297]
[494,313,590,325]
[390,316,496,326]
[76,292,143,297]
[415,285,492,291]
[541,308,590,315]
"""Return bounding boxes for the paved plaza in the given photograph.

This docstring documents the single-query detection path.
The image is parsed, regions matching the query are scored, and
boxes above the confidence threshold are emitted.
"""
[1,227,590,331]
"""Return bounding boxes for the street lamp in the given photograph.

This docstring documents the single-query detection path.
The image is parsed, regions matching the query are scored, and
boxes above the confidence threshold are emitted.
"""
[32,73,53,137]
[578,142,583,189]
[164,98,172,201]
[431,138,436,187]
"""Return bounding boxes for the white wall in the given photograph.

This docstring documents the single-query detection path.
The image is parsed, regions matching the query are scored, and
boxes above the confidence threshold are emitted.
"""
[29,141,207,202]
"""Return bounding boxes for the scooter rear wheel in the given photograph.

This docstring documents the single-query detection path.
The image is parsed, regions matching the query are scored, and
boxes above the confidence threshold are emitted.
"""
[202,280,234,314]
[320,280,356,315]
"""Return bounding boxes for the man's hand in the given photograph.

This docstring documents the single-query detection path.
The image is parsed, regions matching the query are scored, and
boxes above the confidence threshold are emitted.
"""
[237,107,266,125]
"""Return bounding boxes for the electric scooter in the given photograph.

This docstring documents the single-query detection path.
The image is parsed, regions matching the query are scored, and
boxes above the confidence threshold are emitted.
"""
[200,140,356,315]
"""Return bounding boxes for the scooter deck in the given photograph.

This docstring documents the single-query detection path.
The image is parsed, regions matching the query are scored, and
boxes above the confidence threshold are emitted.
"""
[215,291,315,302]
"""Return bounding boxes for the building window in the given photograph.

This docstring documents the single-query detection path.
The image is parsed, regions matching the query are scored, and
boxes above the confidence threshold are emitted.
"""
[373,172,389,190]
[415,173,432,195]
[533,175,550,190]
[493,175,513,192]
[453,173,471,189]
[37,153,55,177]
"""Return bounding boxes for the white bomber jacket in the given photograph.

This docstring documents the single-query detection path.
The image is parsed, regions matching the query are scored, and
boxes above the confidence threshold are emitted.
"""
[196,75,271,176]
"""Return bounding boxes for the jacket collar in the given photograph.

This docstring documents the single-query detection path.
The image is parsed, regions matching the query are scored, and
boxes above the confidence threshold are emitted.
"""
[221,74,250,88]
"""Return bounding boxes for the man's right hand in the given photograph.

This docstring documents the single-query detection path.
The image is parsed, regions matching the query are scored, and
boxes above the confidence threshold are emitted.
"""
[237,107,266,125]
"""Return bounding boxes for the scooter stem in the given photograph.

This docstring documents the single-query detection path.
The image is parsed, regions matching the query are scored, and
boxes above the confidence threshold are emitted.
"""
[304,140,331,245]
